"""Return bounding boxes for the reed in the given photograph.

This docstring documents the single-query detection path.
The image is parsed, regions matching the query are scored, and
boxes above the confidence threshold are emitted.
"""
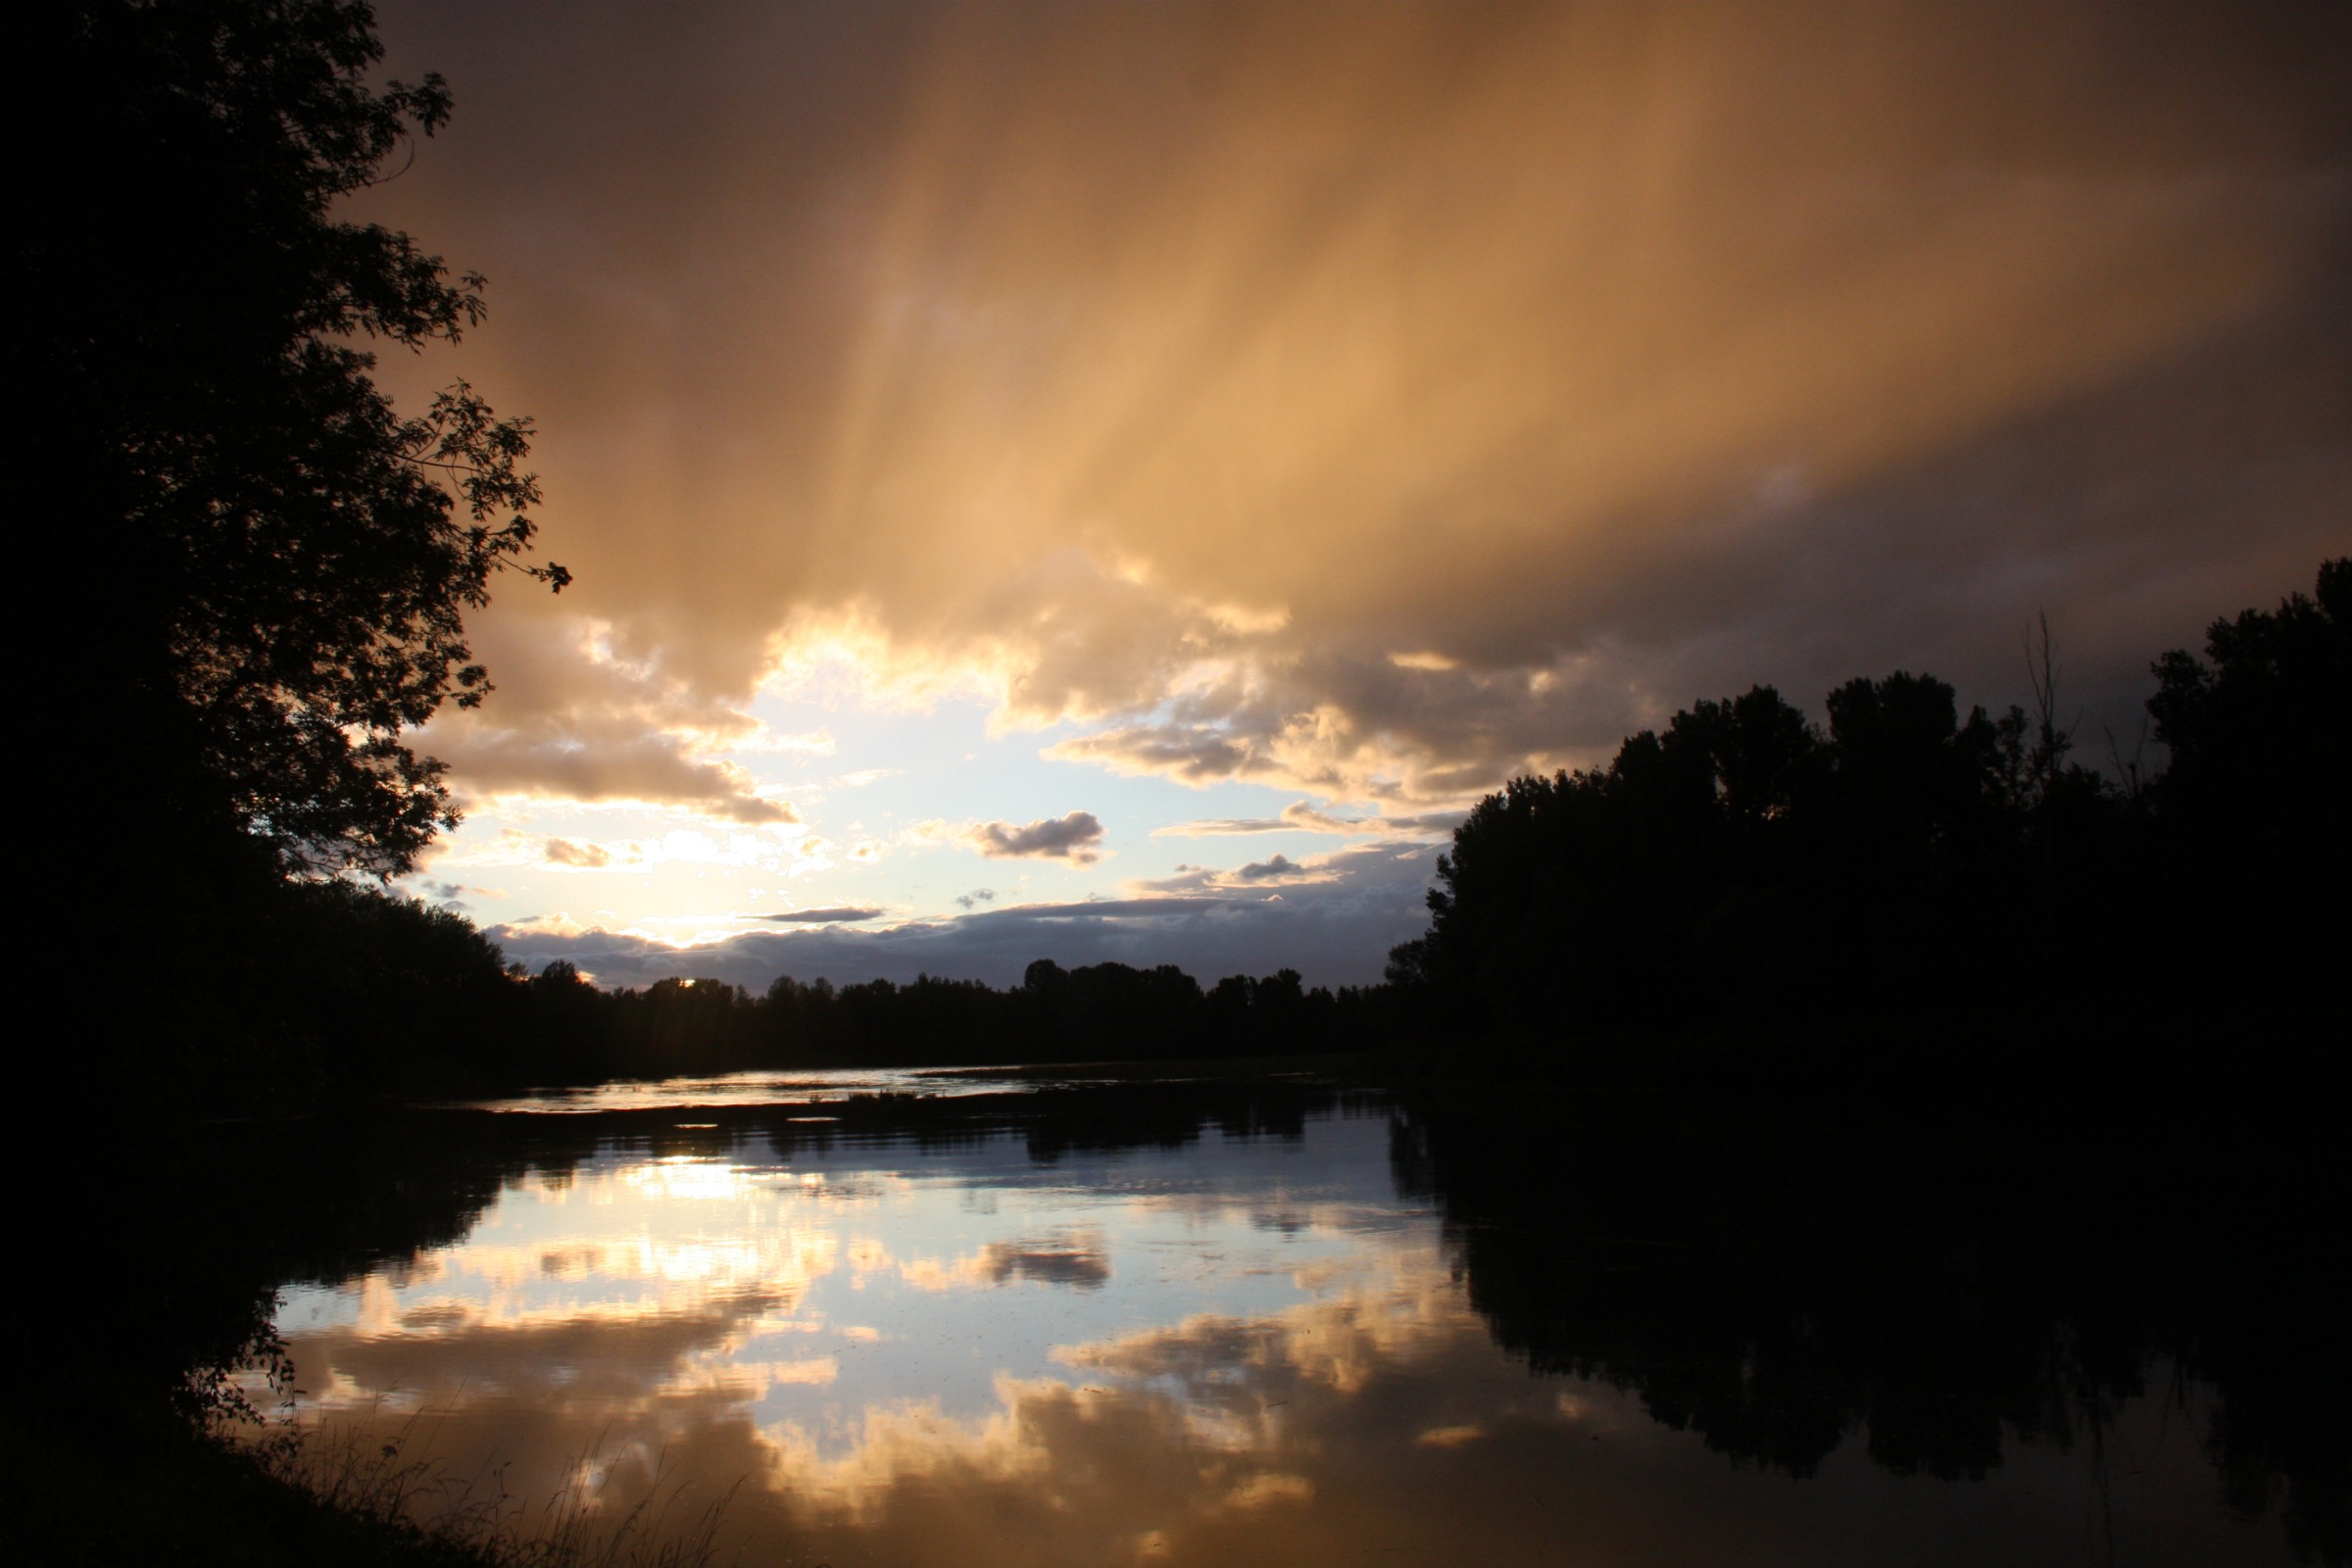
[244,1413,739,1568]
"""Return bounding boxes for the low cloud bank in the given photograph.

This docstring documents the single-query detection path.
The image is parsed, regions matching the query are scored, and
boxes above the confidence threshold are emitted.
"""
[1156,803,1466,839]
[486,846,1439,992]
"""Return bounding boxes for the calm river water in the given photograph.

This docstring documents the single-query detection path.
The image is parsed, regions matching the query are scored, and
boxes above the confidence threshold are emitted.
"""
[254,1071,2331,1567]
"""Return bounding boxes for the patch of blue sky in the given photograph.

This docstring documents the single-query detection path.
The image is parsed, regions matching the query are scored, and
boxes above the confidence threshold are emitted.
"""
[404,675,1370,954]
[732,684,1352,916]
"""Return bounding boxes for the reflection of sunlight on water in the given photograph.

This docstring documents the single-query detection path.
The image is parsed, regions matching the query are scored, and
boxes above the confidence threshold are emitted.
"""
[454,1066,1122,1115]
[621,1155,754,1203]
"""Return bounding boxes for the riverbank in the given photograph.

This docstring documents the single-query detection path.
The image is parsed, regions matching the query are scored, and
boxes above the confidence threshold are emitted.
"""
[17,1418,499,1568]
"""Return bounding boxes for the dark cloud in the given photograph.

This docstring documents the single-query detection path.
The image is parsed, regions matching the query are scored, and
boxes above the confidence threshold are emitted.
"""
[761,906,884,924]
[966,811,1106,864]
[968,896,1232,920]
[1137,840,1420,899]
[1050,727,1256,785]
[440,719,796,823]
[955,888,1000,910]
[1041,654,1660,806]
[1157,803,1462,839]
[487,846,1437,989]
[365,2,2349,852]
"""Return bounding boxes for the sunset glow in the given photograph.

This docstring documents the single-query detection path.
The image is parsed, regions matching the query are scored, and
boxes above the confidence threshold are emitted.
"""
[344,2,2348,987]
[47,9,2345,1564]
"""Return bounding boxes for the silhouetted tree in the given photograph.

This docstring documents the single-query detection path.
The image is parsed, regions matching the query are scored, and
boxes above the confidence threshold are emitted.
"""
[1822,671,2002,871]
[29,0,564,884]
[1395,685,1839,1036]
[1386,560,2347,1078]
[1389,668,2143,1059]
[25,1,569,1109]
[2149,558,2350,872]
[2143,557,2350,997]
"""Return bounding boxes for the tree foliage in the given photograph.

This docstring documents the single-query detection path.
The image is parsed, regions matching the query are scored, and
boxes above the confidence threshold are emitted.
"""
[2149,558,2350,869]
[1388,564,2352,1055]
[503,957,1366,1083]
[1385,672,2082,1033]
[29,0,563,879]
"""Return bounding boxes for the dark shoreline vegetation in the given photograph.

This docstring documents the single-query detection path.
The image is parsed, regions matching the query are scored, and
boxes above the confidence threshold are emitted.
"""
[21,3,2348,1564]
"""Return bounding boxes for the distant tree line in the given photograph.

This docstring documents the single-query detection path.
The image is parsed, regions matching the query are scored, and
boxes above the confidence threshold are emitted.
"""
[1386,558,2347,1085]
[505,956,1379,1083]
[183,889,1384,1101]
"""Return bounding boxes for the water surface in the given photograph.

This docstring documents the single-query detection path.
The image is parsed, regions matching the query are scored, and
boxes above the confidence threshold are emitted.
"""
[259,1074,2330,1566]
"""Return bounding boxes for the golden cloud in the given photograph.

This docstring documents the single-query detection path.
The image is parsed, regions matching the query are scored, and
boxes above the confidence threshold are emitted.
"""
[366,3,2348,810]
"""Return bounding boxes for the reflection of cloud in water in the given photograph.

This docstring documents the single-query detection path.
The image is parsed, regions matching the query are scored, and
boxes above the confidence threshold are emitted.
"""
[268,1130,1507,1563]
[1058,1248,1475,1399]
[397,1302,472,1332]
[282,1204,1490,1559]
[754,1246,1484,1494]
[733,1245,1598,1564]
[306,1286,792,1407]
[265,1123,2290,1567]
[981,1237,1112,1290]
[333,1232,836,1336]
[1415,1423,1485,1448]
[308,1161,845,1325]
[1125,1192,1422,1236]
[536,1245,605,1278]
[899,1232,1112,1292]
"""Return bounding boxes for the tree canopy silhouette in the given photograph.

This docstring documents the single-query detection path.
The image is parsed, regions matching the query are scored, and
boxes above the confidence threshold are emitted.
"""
[2150,558,2350,876]
[1387,559,2347,1068]
[28,0,563,881]
[1384,673,2043,1035]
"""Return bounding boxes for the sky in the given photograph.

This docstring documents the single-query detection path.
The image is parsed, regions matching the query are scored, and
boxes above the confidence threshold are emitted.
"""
[356,1,2351,992]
